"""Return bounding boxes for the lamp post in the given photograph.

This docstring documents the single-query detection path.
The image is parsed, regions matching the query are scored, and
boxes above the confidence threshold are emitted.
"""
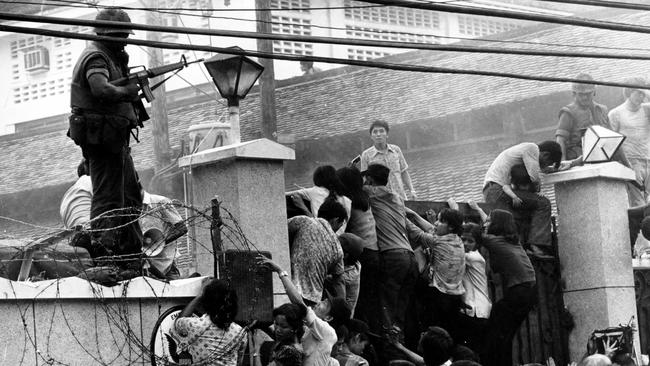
[203,46,264,144]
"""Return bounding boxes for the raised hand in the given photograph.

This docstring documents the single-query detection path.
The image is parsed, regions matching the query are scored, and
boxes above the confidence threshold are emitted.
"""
[603,335,619,357]
[256,255,282,273]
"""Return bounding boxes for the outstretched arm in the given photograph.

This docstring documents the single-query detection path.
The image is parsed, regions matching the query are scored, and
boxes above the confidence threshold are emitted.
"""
[257,256,305,306]
[387,329,424,366]
[468,200,488,223]
[404,206,435,233]
[179,293,203,318]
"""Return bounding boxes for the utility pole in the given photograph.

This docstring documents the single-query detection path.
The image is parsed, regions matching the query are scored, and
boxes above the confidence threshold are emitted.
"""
[255,0,278,141]
[144,0,172,172]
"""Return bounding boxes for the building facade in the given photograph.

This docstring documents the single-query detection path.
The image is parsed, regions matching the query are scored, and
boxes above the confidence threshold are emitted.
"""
[0,0,565,135]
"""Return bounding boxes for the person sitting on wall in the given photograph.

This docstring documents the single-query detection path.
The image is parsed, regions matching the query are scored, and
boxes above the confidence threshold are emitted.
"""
[482,141,564,257]
[60,158,93,250]
[61,170,188,278]
[60,158,92,230]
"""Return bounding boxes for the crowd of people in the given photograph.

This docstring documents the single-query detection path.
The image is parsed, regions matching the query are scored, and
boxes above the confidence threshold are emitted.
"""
[62,7,649,365]
[167,95,639,366]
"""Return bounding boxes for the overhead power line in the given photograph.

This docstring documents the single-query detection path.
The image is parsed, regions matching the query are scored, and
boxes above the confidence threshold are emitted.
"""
[8,0,650,54]
[2,22,649,92]
[10,0,388,12]
[537,0,650,12]
[4,12,650,62]
[360,0,650,35]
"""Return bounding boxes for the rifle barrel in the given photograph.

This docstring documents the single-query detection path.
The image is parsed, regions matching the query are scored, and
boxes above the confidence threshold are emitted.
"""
[146,61,186,78]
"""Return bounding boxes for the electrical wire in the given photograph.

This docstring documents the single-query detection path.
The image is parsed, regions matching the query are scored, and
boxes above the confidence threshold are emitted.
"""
[7,0,650,53]
[5,12,650,62]
[3,22,650,91]
[537,0,650,12]
[359,0,650,34]
[16,0,390,12]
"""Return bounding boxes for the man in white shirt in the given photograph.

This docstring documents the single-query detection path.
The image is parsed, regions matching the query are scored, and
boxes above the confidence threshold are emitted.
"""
[60,159,92,230]
[609,77,650,206]
[61,166,187,278]
[482,141,562,256]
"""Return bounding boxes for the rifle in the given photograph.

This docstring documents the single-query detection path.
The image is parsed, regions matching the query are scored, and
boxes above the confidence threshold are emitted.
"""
[111,55,203,124]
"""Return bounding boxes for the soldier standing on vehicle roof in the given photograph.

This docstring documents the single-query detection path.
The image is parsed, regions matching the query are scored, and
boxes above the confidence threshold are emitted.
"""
[68,8,146,267]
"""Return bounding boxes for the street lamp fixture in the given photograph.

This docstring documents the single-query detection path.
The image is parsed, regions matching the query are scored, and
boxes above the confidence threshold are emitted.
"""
[203,46,264,144]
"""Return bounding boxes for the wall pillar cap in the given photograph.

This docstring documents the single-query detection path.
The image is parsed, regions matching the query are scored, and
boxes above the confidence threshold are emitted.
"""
[542,161,635,185]
[178,138,295,169]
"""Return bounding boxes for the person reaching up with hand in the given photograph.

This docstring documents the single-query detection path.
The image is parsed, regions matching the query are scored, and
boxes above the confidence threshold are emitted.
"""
[258,256,352,366]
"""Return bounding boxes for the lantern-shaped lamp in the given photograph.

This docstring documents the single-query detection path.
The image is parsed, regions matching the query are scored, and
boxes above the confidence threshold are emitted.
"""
[582,125,626,163]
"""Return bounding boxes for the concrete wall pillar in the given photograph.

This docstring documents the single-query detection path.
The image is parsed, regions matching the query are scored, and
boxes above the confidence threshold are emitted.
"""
[179,138,295,305]
[544,162,640,362]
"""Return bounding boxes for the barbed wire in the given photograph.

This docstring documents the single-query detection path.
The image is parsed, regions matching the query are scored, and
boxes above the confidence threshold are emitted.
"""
[0,199,275,365]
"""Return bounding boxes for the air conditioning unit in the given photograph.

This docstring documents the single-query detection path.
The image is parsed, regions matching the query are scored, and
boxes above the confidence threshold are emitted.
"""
[23,46,49,72]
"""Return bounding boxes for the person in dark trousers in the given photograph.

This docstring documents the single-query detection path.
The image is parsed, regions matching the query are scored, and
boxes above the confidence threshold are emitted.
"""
[480,209,537,366]
[362,163,419,365]
[482,141,563,257]
[68,8,145,265]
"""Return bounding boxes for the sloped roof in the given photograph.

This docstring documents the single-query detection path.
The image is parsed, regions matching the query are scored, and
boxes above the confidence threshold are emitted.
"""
[285,140,557,212]
[404,142,557,207]
[2,10,650,197]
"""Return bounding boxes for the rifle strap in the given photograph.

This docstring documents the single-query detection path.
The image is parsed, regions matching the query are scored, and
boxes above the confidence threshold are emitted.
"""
[131,127,140,143]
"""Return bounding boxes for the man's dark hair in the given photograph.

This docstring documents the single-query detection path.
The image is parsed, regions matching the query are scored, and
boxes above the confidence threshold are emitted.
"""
[362,164,390,186]
[439,208,464,236]
[450,361,481,366]
[339,319,371,343]
[337,166,370,211]
[510,163,532,187]
[273,345,304,366]
[611,351,635,366]
[450,344,479,362]
[317,198,347,222]
[420,327,453,366]
[313,165,345,197]
[642,216,650,242]
[538,140,562,168]
[487,209,519,244]
[369,120,389,134]
[77,159,89,177]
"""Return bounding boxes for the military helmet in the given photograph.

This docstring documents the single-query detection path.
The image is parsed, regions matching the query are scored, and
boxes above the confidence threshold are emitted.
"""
[571,73,596,93]
[93,8,134,35]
